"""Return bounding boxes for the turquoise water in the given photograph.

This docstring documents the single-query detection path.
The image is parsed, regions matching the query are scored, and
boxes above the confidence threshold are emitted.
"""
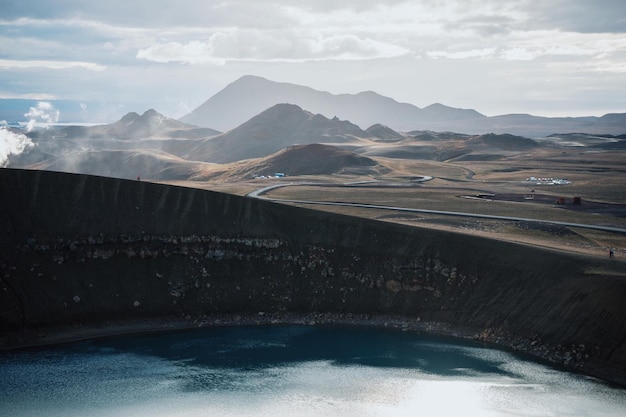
[1,326,625,416]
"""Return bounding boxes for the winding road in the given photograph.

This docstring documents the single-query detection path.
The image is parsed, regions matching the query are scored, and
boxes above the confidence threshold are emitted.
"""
[247,182,626,235]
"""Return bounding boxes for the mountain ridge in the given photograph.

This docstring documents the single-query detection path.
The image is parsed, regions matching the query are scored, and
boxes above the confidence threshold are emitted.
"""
[185,103,370,163]
[180,75,485,132]
[181,75,626,137]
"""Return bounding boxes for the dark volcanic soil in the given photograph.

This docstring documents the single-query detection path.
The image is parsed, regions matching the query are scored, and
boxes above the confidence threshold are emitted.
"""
[1,168,625,386]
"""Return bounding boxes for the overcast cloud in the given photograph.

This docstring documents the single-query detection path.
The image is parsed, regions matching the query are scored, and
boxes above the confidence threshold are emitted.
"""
[1,0,625,119]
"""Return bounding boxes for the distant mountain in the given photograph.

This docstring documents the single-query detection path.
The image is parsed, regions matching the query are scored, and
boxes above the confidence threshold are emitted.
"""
[26,109,220,142]
[103,109,193,139]
[181,75,626,137]
[180,75,484,133]
[186,103,369,163]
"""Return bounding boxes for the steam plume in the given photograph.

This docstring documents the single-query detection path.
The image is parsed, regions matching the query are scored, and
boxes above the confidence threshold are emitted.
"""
[0,122,35,167]
[24,101,60,132]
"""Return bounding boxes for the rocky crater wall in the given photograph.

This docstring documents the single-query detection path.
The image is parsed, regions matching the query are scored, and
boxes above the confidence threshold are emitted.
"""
[1,168,625,384]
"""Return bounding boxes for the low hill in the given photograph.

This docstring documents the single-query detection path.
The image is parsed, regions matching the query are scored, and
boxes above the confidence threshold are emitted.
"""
[359,144,439,160]
[359,132,537,161]
[467,133,539,151]
[246,143,381,177]
[186,103,370,163]
[365,124,405,141]
[407,131,471,141]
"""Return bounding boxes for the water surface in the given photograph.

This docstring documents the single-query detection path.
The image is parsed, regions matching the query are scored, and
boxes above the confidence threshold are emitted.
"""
[1,325,624,416]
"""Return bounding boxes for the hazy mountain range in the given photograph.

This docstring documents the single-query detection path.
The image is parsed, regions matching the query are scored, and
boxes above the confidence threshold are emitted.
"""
[181,75,626,137]
[3,75,624,138]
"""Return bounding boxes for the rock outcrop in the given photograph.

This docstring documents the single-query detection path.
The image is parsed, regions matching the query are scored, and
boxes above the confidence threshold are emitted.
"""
[1,168,625,385]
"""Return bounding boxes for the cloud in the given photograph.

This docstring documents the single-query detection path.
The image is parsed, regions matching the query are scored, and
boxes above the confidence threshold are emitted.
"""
[500,47,537,61]
[137,30,410,64]
[425,29,626,62]
[427,48,497,60]
[0,124,35,167]
[24,101,60,131]
[519,0,626,33]
[0,59,106,71]
[136,40,225,65]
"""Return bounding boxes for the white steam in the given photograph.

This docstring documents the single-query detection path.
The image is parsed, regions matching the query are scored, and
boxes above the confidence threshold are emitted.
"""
[24,101,60,132]
[0,121,35,167]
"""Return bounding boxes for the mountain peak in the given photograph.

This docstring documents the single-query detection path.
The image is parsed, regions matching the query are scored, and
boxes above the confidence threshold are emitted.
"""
[235,102,364,137]
[365,123,404,141]
[421,102,486,121]
[261,102,308,115]
[119,109,164,125]
[120,111,140,123]
[110,109,193,138]
[142,108,161,117]
[179,75,425,131]
[188,102,369,163]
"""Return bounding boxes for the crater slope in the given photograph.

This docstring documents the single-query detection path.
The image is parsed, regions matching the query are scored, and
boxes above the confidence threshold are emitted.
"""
[1,168,625,386]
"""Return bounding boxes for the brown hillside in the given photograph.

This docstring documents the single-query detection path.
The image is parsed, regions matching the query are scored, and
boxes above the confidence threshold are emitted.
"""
[186,104,370,163]
[249,143,381,176]
[28,149,216,181]
[365,124,405,141]
[468,133,539,150]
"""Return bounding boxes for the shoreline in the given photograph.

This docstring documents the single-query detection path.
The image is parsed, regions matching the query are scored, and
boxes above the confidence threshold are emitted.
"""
[2,312,625,389]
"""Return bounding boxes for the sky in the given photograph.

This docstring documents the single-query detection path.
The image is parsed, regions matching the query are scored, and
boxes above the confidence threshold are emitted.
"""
[1,0,625,121]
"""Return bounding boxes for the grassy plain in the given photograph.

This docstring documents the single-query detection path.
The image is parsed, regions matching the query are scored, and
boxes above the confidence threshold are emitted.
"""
[163,144,626,260]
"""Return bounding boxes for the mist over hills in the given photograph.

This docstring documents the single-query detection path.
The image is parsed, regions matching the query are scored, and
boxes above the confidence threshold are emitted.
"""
[26,109,220,141]
[7,109,220,179]
[181,75,625,137]
[6,105,379,180]
[3,97,623,182]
